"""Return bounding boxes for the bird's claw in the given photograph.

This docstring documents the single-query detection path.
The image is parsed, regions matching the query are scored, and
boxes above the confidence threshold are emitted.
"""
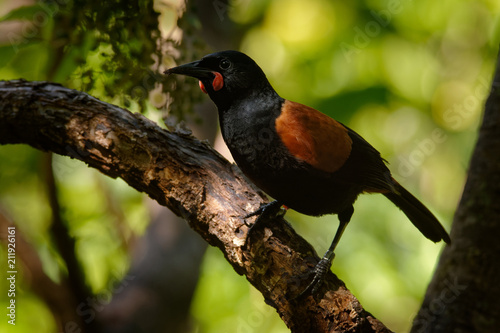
[298,256,334,298]
[244,200,284,228]
[244,206,265,220]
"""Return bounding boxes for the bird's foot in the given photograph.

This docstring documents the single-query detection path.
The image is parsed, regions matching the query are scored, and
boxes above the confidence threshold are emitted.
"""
[243,201,286,244]
[244,200,285,229]
[298,255,334,298]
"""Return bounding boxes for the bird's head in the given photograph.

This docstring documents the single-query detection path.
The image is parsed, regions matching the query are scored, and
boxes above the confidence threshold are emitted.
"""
[165,50,274,110]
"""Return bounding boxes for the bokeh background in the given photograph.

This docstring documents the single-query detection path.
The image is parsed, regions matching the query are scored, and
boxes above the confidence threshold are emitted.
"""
[0,0,499,332]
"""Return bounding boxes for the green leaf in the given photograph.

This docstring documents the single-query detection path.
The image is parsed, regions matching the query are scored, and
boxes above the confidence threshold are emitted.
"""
[0,40,42,69]
[0,3,58,23]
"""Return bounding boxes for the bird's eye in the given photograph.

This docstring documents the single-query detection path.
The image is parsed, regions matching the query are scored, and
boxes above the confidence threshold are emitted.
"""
[219,59,231,70]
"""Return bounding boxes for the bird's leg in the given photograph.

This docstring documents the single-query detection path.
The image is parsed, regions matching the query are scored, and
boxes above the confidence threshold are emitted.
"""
[244,200,285,230]
[299,206,354,297]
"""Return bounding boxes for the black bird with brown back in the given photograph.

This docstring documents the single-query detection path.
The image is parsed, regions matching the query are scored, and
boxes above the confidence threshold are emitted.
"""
[165,50,450,295]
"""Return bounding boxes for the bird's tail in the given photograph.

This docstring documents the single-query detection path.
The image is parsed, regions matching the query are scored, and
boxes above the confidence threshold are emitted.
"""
[383,182,450,244]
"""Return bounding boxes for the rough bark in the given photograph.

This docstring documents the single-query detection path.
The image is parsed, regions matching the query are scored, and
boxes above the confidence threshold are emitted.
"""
[411,51,500,332]
[0,80,390,332]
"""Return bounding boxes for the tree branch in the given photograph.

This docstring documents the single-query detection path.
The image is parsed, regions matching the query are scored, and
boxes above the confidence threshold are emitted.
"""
[41,152,98,332]
[0,80,390,332]
[411,48,500,332]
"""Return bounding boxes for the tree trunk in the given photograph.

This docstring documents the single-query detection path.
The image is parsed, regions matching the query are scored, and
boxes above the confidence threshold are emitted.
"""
[0,80,389,332]
[411,49,500,332]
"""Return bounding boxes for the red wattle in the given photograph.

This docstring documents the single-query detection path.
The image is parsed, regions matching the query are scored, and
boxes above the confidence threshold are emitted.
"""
[212,72,224,91]
[199,80,207,94]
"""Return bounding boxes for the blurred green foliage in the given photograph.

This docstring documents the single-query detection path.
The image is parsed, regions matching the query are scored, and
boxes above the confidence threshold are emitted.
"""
[0,0,499,332]
[194,1,499,332]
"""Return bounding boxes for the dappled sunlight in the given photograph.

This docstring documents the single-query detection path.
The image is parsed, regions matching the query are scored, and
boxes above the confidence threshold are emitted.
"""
[263,0,337,52]
[431,80,486,131]
[0,0,498,332]
[195,0,498,332]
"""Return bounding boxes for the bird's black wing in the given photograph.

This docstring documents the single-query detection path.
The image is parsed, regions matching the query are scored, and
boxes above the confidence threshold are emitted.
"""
[337,124,396,193]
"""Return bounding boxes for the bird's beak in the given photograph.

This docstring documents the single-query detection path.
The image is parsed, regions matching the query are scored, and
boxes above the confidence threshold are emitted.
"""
[164,60,214,79]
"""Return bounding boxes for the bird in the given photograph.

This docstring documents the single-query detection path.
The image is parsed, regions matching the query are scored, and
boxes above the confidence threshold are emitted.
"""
[165,50,450,296]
